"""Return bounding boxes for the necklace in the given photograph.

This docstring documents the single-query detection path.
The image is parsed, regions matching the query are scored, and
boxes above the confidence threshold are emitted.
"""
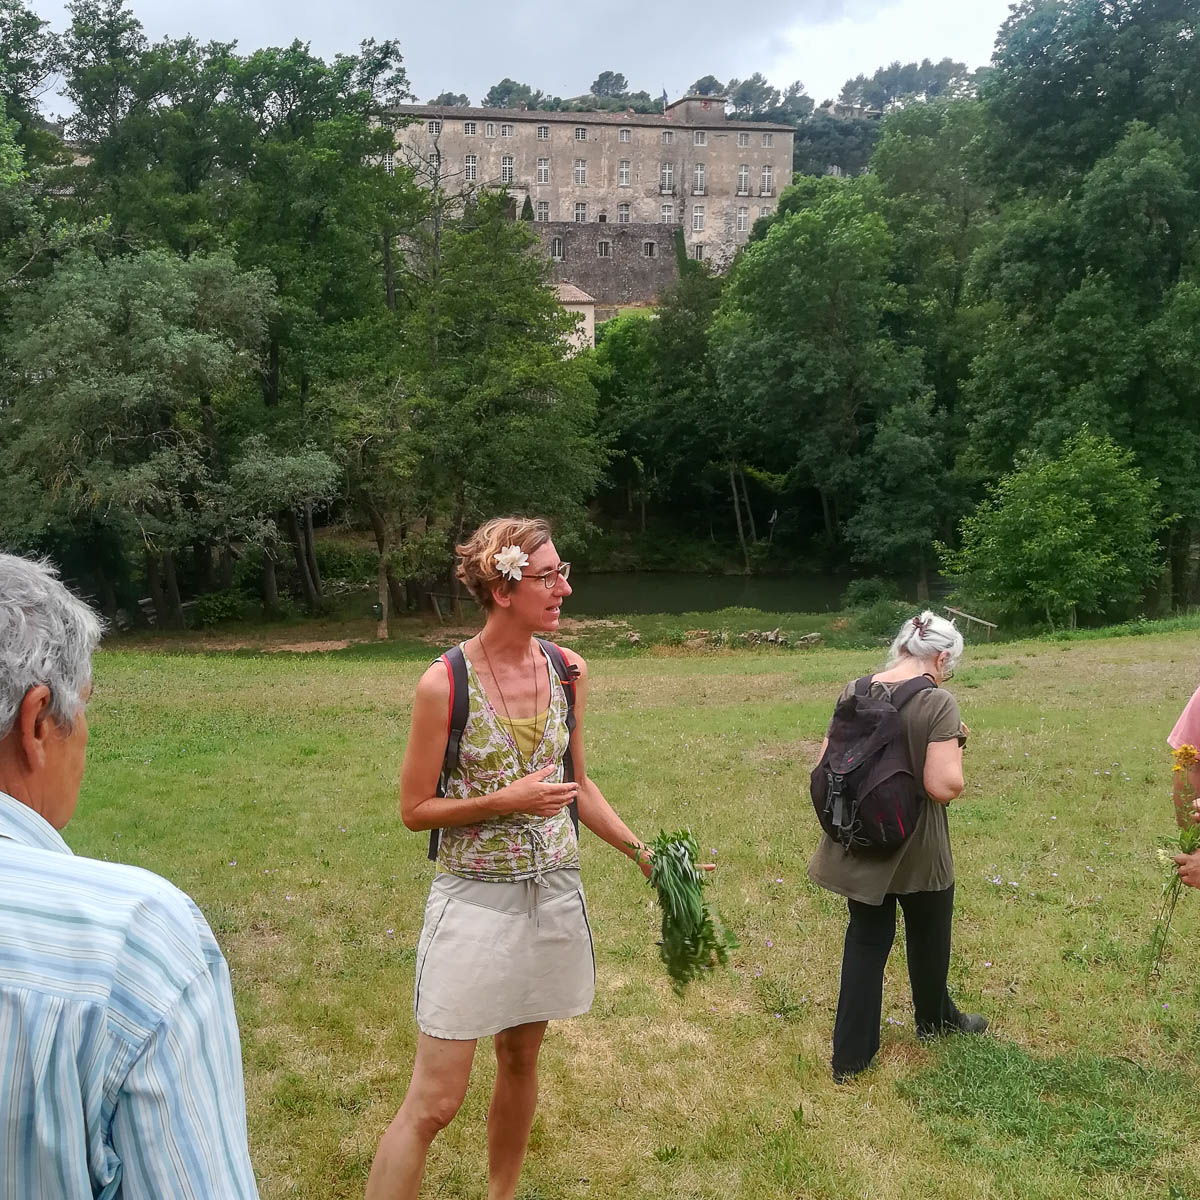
[478,634,542,770]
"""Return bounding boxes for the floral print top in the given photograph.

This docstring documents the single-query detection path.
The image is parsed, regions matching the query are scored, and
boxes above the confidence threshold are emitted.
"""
[437,644,580,881]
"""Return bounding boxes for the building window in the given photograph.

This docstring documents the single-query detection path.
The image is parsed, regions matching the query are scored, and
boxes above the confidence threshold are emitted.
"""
[619,127,631,143]
[485,121,496,138]
[692,204,705,231]
[617,203,630,224]
[428,119,442,134]
[693,162,705,194]
[660,202,673,223]
[574,159,587,185]
[551,236,564,261]
[501,123,513,137]
[463,121,476,135]
[761,164,773,194]
[501,155,514,183]
[537,157,549,184]
[597,240,612,258]
[659,161,673,191]
[382,151,394,176]
[536,201,550,222]
[574,125,587,141]
[618,159,630,186]
[428,149,441,170]
[692,243,705,261]
[737,205,749,232]
[598,212,607,223]
[661,129,674,144]
[694,130,706,146]
[759,205,773,218]
[737,131,749,147]
[574,201,587,222]
[537,124,550,140]
[643,240,657,258]
[762,132,773,147]
[737,164,750,194]
[463,153,477,181]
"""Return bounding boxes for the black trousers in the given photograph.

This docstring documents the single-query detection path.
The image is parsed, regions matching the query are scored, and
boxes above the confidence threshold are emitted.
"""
[831,884,960,1077]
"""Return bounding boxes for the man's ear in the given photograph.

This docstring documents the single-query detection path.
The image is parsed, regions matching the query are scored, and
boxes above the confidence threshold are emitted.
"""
[15,685,53,771]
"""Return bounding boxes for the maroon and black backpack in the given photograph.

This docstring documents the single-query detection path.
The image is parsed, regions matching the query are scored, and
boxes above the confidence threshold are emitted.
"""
[810,675,934,855]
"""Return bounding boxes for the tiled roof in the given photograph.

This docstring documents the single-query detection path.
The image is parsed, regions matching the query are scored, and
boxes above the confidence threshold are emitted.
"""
[391,104,793,133]
[554,284,595,304]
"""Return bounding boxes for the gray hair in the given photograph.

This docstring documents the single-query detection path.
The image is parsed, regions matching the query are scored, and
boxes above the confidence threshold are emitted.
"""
[887,609,964,673]
[0,554,103,740]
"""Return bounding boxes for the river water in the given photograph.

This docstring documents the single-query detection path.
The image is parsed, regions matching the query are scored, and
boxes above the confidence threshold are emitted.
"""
[565,572,927,616]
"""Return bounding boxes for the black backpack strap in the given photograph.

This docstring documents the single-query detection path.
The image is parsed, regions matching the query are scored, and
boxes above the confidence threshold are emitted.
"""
[536,637,580,836]
[428,646,469,862]
[852,675,874,697]
[890,674,936,711]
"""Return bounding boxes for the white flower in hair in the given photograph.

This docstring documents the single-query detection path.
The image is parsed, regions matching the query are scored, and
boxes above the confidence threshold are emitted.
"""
[493,544,529,581]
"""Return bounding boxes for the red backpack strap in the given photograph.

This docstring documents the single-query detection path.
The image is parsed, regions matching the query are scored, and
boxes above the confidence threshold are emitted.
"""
[428,646,469,862]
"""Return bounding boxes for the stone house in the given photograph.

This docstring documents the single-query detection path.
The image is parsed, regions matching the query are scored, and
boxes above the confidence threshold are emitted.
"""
[390,95,794,304]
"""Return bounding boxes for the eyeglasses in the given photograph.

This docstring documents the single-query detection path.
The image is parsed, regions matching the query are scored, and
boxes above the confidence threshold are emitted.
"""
[524,563,571,589]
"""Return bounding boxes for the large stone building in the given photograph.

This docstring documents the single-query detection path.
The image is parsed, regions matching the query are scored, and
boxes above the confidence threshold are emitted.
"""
[390,95,794,304]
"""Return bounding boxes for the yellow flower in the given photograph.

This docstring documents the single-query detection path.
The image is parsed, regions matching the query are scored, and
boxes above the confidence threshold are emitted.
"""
[1173,743,1199,769]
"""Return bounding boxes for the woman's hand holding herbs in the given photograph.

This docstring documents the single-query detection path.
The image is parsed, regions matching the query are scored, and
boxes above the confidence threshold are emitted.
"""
[633,843,715,880]
[490,766,579,818]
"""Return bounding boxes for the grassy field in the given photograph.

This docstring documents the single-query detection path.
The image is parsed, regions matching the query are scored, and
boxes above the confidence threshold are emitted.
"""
[74,626,1200,1199]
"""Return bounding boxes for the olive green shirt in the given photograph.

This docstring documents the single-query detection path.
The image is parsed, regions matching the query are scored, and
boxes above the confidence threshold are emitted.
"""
[808,678,964,906]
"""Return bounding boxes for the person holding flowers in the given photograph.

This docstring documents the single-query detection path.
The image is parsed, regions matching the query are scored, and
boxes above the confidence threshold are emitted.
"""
[366,516,658,1200]
[1167,687,1200,889]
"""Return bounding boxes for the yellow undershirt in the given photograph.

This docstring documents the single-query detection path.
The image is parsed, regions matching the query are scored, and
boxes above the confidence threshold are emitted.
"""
[495,709,550,762]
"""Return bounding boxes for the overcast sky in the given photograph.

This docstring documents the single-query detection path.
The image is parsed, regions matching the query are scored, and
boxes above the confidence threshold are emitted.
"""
[33,0,1016,113]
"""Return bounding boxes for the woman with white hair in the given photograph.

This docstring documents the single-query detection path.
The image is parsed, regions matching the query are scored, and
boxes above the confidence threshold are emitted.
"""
[808,610,986,1082]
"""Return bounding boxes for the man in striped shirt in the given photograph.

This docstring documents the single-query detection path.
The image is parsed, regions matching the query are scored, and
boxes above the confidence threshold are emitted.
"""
[0,553,259,1198]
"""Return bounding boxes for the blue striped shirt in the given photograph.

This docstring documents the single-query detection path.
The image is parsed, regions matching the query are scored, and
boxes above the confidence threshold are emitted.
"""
[0,792,259,1199]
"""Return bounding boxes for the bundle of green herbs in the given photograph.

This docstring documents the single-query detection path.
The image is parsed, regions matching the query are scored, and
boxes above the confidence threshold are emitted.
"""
[644,829,737,994]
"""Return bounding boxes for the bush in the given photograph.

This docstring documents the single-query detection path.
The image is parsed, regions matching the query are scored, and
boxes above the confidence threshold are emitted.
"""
[841,577,898,609]
[851,599,912,640]
[315,541,377,585]
[193,589,248,627]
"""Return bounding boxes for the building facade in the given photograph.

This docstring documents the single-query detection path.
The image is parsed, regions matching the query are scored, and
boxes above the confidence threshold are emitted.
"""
[391,96,794,301]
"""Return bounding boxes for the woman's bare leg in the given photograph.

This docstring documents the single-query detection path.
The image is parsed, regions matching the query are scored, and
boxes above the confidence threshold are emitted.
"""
[486,1021,548,1200]
[365,1033,478,1200]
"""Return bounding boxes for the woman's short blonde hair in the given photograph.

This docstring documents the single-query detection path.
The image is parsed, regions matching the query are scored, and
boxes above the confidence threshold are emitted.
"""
[456,517,553,609]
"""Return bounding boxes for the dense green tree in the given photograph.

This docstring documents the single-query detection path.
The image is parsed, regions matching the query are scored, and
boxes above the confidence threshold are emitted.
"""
[982,0,1200,192]
[713,182,924,546]
[942,433,1162,628]
[428,91,470,106]
[726,73,779,115]
[840,58,976,111]
[0,0,62,161]
[793,109,880,176]
[1,249,276,626]
[590,71,628,98]
[688,75,725,96]
[482,77,536,108]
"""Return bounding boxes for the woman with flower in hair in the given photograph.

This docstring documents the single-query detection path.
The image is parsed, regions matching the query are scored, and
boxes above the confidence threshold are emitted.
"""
[808,610,987,1083]
[367,516,656,1200]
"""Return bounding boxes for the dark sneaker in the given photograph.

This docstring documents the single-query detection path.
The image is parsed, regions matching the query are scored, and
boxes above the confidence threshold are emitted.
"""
[917,1012,989,1041]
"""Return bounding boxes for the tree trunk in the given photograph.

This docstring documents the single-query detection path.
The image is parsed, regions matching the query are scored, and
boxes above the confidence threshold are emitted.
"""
[162,551,185,630]
[1044,602,1055,633]
[304,502,322,594]
[218,545,235,591]
[262,551,279,616]
[265,337,280,407]
[376,532,390,641]
[387,569,407,615]
[819,490,837,544]
[916,554,930,604]
[738,468,757,542]
[729,462,750,574]
[286,508,320,610]
[94,563,118,623]
[144,551,168,628]
[382,227,396,311]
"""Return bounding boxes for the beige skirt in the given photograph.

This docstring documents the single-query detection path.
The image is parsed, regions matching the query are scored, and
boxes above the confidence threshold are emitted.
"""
[413,868,596,1040]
